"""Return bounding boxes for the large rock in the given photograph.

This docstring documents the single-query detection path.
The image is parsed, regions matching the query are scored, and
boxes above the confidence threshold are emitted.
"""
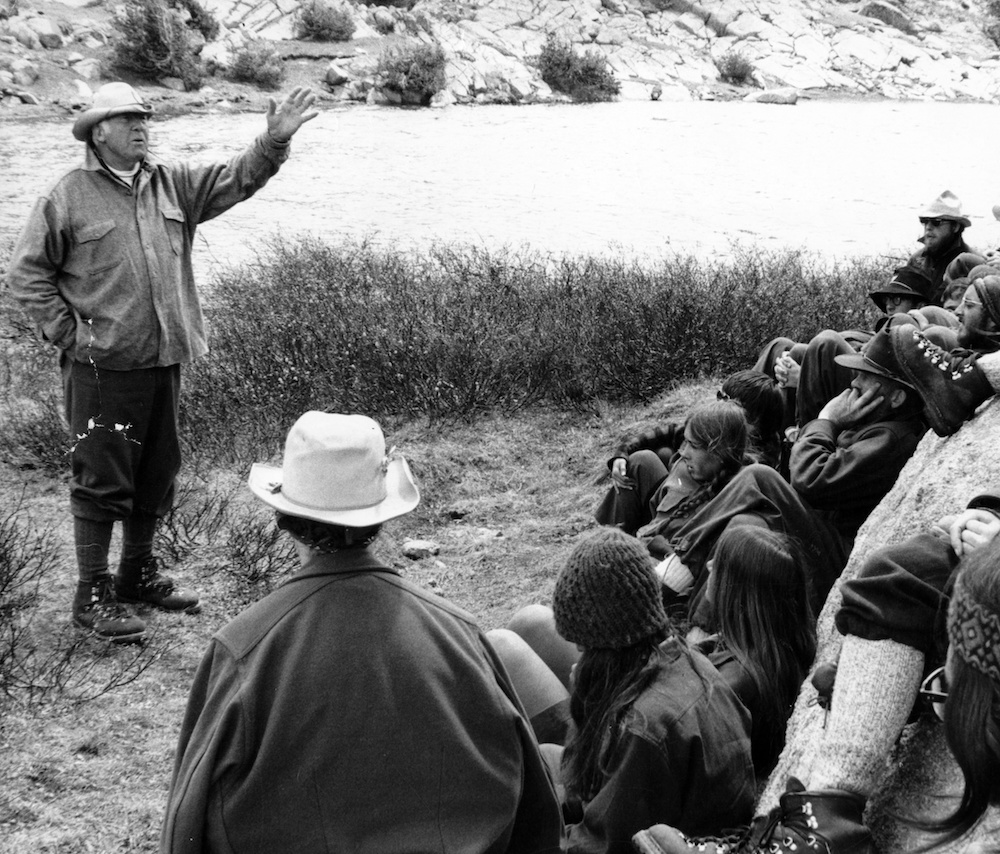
[859,1,916,35]
[761,397,1000,851]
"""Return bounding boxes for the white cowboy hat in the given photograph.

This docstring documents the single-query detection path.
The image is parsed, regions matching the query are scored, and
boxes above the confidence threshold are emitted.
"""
[918,190,972,228]
[72,82,154,142]
[248,412,420,527]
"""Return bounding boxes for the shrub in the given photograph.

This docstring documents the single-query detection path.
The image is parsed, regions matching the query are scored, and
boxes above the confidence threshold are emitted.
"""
[716,50,754,85]
[537,34,620,103]
[169,0,219,42]
[370,0,418,9]
[228,39,285,89]
[376,40,447,105]
[109,0,204,90]
[179,238,885,465]
[295,0,356,41]
[985,20,1000,49]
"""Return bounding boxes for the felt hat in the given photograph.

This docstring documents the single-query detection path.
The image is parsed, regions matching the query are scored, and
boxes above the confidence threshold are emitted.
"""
[248,412,419,527]
[869,265,933,312]
[553,527,667,649]
[72,82,154,142]
[918,190,971,228]
[834,327,915,390]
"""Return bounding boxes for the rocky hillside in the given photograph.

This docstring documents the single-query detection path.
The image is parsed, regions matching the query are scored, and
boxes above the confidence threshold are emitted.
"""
[2,0,1000,113]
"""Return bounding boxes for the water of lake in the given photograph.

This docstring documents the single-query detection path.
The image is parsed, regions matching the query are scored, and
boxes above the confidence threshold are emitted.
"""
[2,98,999,278]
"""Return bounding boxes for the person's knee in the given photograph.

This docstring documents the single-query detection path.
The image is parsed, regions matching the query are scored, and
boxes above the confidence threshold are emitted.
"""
[507,603,555,641]
[806,329,849,357]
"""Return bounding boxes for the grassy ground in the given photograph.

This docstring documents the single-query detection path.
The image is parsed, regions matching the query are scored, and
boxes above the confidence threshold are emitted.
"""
[0,381,713,853]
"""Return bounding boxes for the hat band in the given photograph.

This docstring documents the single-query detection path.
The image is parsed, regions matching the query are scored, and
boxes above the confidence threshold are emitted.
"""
[280,480,388,513]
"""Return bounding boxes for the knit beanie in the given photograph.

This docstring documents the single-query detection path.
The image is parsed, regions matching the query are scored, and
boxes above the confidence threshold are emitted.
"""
[553,527,668,649]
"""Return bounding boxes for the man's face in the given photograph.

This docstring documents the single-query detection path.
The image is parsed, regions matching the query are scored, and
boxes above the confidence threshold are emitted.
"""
[93,112,149,169]
[956,284,997,348]
[850,371,903,422]
[919,217,960,255]
[881,294,921,316]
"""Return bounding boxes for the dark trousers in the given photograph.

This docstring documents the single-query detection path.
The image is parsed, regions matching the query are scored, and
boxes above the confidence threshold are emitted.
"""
[836,532,957,658]
[63,357,182,522]
[594,450,668,535]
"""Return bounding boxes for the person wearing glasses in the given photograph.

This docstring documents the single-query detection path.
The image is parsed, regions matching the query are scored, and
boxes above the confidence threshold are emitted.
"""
[631,493,1000,854]
[908,190,977,304]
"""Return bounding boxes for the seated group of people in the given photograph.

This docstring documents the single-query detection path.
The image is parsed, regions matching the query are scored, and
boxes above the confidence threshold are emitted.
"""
[158,191,1000,854]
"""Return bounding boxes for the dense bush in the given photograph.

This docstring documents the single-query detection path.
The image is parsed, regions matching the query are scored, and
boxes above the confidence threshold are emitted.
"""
[179,238,886,464]
[109,0,204,90]
[376,41,447,105]
[716,50,754,85]
[370,0,418,9]
[170,0,220,42]
[295,0,356,41]
[228,39,285,89]
[537,33,620,103]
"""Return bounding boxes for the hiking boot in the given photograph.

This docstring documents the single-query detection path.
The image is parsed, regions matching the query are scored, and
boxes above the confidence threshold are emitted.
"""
[632,777,874,854]
[72,578,146,644]
[116,558,201,613]
[889,324,993,437]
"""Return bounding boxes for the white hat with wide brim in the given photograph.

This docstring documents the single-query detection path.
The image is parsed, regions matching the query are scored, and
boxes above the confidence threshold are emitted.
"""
[72,82,154,142]
[248,412,420,527]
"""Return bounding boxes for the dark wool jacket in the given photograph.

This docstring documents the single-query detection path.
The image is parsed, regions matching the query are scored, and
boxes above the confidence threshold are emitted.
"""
[909,236,974,305]
[789,413,927,541]
[160,548,562,854]
[565,639,754,854]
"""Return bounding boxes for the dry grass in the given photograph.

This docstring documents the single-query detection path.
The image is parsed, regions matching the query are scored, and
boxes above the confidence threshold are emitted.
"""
[0,381,715,853]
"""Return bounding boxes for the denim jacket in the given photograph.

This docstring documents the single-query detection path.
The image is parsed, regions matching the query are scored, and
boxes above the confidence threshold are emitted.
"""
[7,133,289,370]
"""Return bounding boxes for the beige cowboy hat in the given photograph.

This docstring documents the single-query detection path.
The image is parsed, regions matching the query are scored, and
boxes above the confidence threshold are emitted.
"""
[248,412,420,527]
[918,190,972,228]
[72,82,154,142]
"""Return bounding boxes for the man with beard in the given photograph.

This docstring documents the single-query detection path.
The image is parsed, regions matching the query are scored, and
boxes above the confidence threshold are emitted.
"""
[659,327,927,627]
[954,274,1000,352]
[908,190,976,303]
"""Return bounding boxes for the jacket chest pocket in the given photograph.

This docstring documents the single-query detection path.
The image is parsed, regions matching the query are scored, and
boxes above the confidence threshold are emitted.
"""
[74,219,121,276]
[161,207,187,255]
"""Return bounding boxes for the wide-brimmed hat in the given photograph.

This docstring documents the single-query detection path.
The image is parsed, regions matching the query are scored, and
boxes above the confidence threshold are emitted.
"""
[869,265,933,312]
[248,412,419,527]
[72,82,154,142]
[918,190,971,228]
[834,327,915,390]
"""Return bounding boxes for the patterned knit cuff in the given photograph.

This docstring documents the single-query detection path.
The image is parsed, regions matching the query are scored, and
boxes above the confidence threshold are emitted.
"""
[949,575,1000,684]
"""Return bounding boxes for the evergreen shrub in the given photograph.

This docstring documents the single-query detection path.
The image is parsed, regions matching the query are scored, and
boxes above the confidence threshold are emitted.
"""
[228,39,285,89]
[376,41,447,105]
[295,0,356,41]
[109,0,204,90]
[716,50,754,85]
[537,34,620,103]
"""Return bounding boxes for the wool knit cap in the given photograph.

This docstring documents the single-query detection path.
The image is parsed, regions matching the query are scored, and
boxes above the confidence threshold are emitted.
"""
[948,574,1000,686]
[973,275,1000,329]
[553,527,667,649]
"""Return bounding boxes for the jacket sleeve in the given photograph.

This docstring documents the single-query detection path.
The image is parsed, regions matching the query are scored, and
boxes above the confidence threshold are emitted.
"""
[170,133,290,228]
[159,642,246,854]
[788,419,918,511]
[566,732,681,854]
[6,195,77,351]
[611,423,684,467]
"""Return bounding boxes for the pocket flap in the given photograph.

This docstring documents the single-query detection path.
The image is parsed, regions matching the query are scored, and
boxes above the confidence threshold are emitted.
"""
[162,208,186,224]
[77,220,116,243]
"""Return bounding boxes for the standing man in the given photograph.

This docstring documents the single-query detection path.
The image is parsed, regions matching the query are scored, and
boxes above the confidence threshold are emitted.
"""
[6,82,318,642]
[908,190,975,303]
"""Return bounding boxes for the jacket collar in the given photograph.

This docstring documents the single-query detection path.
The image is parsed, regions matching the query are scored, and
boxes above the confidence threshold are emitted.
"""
[288,547,399,585]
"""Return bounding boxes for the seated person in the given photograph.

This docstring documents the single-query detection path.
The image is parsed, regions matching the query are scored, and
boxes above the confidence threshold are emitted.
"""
[594,400,748,552]
[690,527,816,780]
[633,494,1000,854]
[756,265,934,431]
[490,528,754,854]
[599,371,783,474]
[159,412,563,853]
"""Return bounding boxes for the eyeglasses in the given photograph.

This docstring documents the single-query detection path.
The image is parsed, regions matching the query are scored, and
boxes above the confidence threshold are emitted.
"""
[919,665,949,705]
[959,296,982,310]
[920,218,950,228]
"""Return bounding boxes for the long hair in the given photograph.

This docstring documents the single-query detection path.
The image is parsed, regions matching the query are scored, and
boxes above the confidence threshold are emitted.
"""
[709,527,816,759]
[662,400,749,524]
[561,630,668,803]
[925,542,1000,845]
[719,369,783,467]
